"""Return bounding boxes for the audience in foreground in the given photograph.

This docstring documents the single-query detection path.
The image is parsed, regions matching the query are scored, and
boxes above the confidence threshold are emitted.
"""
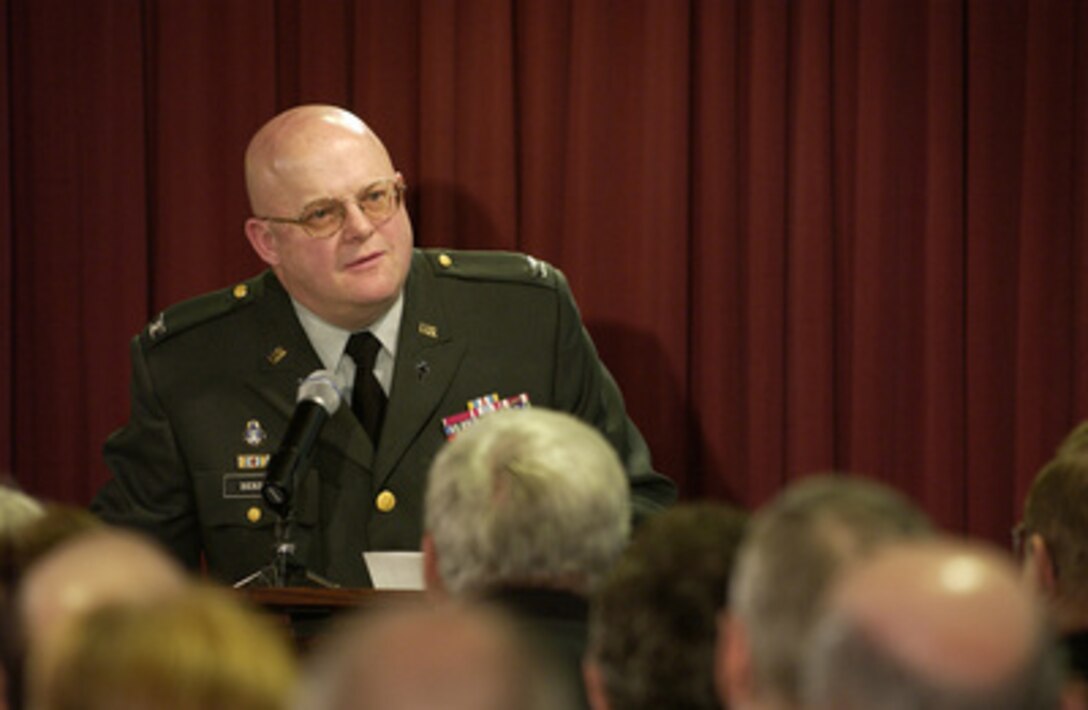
[1020,423,1088,686]
[296,599,575,710]
[9,426,1088,710]
[422,407,631,707]
[1,503,101,595]
[33,584,297,710]
[802,538,1065,709]
[719,474,933,710]
[0,484,43,710]
[17,528,189,710]
[0,487,42,544]
[585,502,747,710]
[17,529,187,659]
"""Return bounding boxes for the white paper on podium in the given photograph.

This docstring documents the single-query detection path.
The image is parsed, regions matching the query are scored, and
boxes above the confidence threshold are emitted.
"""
[362,551,424,590]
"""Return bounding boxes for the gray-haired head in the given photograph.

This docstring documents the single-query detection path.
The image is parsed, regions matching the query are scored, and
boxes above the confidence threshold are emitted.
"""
[424,408,631,596]
[726,474,933,707]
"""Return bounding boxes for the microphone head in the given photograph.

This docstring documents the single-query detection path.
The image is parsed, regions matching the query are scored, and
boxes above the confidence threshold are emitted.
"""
[297,370,343,415]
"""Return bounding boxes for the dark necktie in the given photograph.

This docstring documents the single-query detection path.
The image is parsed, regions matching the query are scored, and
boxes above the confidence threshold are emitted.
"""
[345,331,386,444]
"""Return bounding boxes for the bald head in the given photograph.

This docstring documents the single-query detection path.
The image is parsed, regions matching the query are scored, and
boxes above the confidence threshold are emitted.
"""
[804,539,1062,709]
[241,104,413,330]
[18,528,188,650]
[244,105,393,215]
[300,601,573,710]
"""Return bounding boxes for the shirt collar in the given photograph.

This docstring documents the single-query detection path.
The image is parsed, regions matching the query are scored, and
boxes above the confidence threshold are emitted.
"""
[291,293,404,371]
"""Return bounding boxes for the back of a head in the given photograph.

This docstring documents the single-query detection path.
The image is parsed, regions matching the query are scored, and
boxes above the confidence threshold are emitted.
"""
[424,408,631,595]
[0,485,43,539]
[729,474,933,705]
[36,584,297,710]
[1055,420,1088,458]
[17,528,188,662]
[2,504,102,592]
[297,600,575,710]
[588,502,747,710]
[0,485,44,586]
[803,538,1064,710]
[1022,445,1088,608]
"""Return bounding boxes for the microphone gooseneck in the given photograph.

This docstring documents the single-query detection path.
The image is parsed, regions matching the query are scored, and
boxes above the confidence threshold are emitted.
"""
[260,370,342,518]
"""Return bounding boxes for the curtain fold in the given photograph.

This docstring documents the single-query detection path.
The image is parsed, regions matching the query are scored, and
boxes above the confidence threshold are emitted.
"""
[0,0,11,477]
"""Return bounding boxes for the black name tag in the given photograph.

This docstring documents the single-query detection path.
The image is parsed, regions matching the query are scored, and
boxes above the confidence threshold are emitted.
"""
[223,473,266,499]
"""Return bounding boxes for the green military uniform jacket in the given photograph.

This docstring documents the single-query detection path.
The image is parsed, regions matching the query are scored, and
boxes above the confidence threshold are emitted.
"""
[93,249,676,586]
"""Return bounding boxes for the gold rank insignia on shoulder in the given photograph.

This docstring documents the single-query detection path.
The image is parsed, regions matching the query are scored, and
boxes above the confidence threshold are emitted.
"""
[418,322,438,339]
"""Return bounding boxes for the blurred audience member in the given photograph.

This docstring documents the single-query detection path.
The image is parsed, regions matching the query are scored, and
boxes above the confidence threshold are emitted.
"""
[0,485,45,590]
[802,538,1064,709]
[0,484,41,710]
[0,487,42,540]
[1,504,101,593]
[16,528,189,709]
[585,502,747,710]
[33,583,296,710]
[18,528,187,652]
[0,503,101,710]
[719,474,933,710]
[1017,422,1088,697]
[423,408,631,707]
[296,599,575,710]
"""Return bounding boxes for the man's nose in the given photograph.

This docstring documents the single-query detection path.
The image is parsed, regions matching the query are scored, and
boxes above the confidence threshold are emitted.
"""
[341,201,376,239]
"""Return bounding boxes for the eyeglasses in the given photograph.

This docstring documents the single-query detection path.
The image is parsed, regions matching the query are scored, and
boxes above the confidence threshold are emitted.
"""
[256,175,406,239]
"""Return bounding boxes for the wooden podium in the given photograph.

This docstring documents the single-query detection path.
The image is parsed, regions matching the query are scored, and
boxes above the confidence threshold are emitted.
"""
[240,587,423,650]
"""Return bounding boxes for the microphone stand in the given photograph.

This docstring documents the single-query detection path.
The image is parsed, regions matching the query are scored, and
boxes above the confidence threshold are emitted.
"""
[234,370,343,590]
[234,503,338,589]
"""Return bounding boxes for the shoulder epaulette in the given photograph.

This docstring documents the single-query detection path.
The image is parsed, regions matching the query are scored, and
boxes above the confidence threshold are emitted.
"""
[421,249,557,287]
[143,273,264,345]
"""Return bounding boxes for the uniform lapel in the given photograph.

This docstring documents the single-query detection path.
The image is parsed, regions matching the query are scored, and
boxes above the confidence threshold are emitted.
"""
[374,253,465,483]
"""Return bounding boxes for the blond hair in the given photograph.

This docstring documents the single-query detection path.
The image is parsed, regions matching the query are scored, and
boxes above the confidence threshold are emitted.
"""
[36,584,296,710]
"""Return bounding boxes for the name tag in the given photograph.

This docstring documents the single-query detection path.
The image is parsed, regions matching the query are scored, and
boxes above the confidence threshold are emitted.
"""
[222,473,266,499]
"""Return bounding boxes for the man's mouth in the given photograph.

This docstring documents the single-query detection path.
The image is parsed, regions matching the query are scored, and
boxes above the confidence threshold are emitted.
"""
[345,252,383,269]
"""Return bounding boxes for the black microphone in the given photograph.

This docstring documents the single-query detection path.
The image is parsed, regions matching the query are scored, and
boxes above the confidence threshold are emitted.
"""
[261,370,342,518]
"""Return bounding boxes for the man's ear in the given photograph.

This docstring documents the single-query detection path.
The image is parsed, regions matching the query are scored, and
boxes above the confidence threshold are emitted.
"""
[245,218,280,266]
[1027,533,1059,597]
[583,657,612,710]
[1060,678,1088,710]
[421,533,446,596]
[717,611,755,708]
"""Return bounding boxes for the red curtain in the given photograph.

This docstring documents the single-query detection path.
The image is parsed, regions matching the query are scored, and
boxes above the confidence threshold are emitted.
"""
[2,0,1085,545]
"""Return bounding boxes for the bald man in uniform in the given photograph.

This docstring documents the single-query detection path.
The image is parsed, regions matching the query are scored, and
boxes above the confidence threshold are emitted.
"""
[92,105,675,587]
[802,539,1065,709]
